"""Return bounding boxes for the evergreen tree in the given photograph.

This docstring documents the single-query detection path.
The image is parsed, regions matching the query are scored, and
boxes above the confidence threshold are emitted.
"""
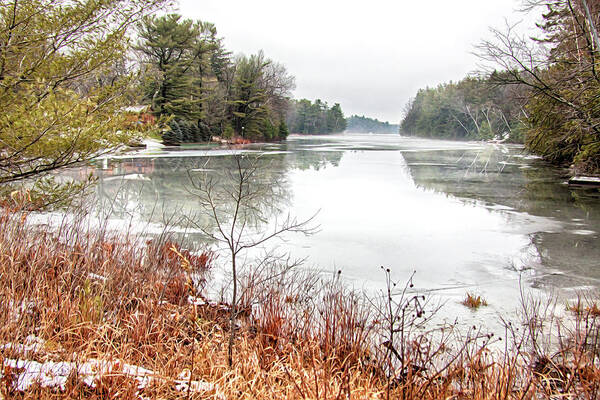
[327,103,346,132]
[400,76,523,142]
[287,99,347,134]
[476,0,600,172]
[190,123,201,142]
[137,14,203,122]
[135,15,294,143]
[163,120,183,145]
[346,115,399,133]
[263,119,276,141]
[181,120,194,142]
[231,52,270,138]
[0,0,165,192]
[278,121,290,140]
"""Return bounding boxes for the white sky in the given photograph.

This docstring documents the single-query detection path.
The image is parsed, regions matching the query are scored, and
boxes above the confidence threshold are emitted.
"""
[179,0,535,123]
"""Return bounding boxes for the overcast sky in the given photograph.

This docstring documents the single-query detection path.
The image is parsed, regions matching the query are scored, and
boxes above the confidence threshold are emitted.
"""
[179,0,534,123]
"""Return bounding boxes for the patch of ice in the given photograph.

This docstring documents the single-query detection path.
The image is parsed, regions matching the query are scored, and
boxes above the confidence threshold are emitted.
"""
[25,211,205,237]
[110,148,262,159]
[189,168,215,172]
[7,300,37,322]
[0,357,220,397]
[142,139,163,151]
[88,273,108,283]
[498,161,525,166]
[512,154,543,160]
[570,229,596,236]
[0,335,46,355]
[102,174,150,182]
[563,285,597,292]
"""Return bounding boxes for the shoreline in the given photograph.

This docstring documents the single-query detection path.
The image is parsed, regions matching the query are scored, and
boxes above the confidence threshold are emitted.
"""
[0,206,598,399]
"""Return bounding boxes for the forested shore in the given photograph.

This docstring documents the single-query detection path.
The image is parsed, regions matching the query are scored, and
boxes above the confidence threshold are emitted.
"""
[400,74,524,143]
[401,1,600,174]
[136,14,294,143]
[1,0,600,398]
[346,115,399,134]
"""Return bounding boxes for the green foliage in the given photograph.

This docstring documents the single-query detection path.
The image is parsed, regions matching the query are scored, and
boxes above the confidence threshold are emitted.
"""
[476,1,600,173]
[227,51,294,141]
[404,1,600,172]
[222,122,235,139]
[346,115,399,133]
[0,0,165,188]
[327,103,347,133]
[575,142,600,173]
[137,14,206,122]
[162,119,213,144]
[288,99,346,134]
[400,75,523,142]
[262,119,276,141]
[231,52,271,138]
[137,16,294,143]
[163,120,182,145]
[277,121,290,140]
[521,5,600,173]
[0,176,93,211]
[525,88,600,172]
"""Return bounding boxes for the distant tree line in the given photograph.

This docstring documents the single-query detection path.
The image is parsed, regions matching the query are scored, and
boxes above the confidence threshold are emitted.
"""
[136,14,294,144]
[286,99,347,134]
[400,75,525,142]
[346,115,399,134]
[402,0,600,174]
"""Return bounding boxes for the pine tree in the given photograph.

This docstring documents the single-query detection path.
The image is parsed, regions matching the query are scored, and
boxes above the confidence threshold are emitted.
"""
[278,121,290,140]
[0,0,165,191]
[231,53,270,138]
[137,15,203,122]
[164,120,183,145]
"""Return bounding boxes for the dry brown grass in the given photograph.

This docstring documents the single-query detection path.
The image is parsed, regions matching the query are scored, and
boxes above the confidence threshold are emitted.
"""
[568,298,600,318]
[0,207,598,399]
[461,292,488,309]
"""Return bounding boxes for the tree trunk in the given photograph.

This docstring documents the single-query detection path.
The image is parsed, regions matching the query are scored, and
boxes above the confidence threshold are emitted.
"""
[227,248,237,367]
[581,0,600,51]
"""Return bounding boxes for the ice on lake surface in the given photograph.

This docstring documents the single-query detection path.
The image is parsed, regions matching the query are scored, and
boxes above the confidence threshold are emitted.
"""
[79,133,600,331]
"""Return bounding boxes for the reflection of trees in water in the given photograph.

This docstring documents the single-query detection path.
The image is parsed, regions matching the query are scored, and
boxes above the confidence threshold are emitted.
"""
[403,146,525,208]
[284,149,343,171]
[403,145,600,287]
[404,145,599,220]
[520,169,600,284]
[282,136,344,171]
[94,147,343,231]
[96,155,289,228]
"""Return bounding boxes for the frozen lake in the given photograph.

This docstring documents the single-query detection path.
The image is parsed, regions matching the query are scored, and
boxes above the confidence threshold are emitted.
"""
[85,133,600,330]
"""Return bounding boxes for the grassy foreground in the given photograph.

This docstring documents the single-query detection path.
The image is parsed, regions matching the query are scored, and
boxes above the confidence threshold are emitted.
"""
[0,205,598,399]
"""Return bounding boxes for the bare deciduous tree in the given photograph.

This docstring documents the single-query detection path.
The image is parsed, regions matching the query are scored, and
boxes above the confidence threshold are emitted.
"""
[186,153,318,366]
[475,2,600,170]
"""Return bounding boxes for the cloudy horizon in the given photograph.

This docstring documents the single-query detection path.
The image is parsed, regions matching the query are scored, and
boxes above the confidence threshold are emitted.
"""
[179,0,537,124]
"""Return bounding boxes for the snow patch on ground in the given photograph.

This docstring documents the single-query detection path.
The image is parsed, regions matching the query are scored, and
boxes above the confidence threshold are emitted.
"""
[0,337,222,398]
[6,300,37,323]
[0,335,46,355]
